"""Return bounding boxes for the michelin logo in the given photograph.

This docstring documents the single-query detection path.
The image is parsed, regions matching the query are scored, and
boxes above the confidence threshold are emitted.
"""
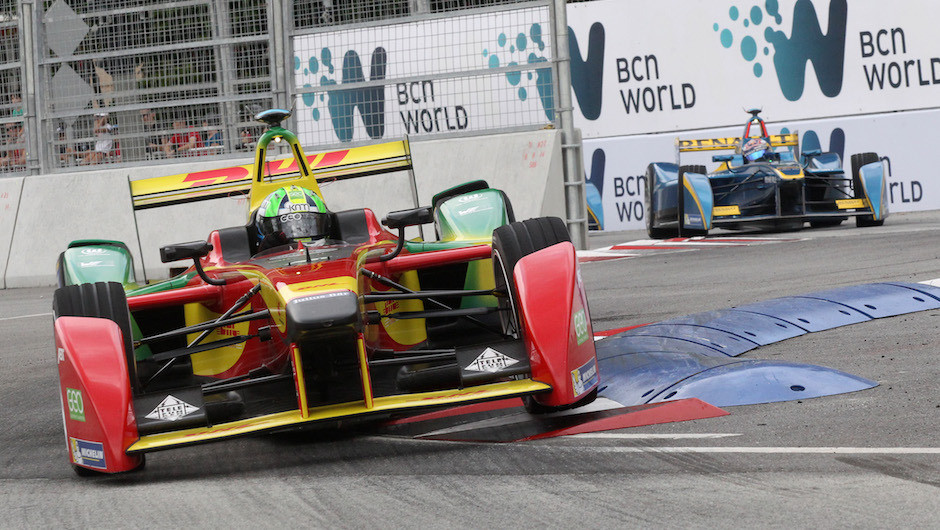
[570,357,598,397]
[70,437,107,470]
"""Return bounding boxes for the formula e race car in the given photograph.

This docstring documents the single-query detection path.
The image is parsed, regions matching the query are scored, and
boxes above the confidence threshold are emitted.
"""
[644,110,889,238]
[53,109,598,475]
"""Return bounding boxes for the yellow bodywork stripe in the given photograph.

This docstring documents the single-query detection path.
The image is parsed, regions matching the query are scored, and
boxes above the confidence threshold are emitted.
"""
[291,344,309,419]
[127,379,551,453]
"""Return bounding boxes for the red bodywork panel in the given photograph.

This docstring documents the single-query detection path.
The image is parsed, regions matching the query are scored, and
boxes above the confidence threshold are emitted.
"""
[55,317,142,473]
[514,242,598,407]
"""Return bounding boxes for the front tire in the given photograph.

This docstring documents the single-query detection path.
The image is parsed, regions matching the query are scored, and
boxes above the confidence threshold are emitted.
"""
[53,282,140,394]
[492,218,596,414]
[851,152,884,228]
[677,165,708,237]
[645,165,675,239]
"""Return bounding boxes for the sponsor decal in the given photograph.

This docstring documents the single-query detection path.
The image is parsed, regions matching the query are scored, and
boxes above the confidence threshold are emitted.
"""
[70,438,107,470]
[712,205,741,216]
[458,205,493,216]
[57,347,65,364]
[836,198,866,209]
[79,260,114,268]
[570,357,598,398]
[293,290,351,304]
[421,389,488,401]
[464,347,519,373]
[146,395,200,422]
[684,214,703,226]
[80,248,108,255]
[573,309,589,345]
[66,387,85,422]
[457,193,485,203]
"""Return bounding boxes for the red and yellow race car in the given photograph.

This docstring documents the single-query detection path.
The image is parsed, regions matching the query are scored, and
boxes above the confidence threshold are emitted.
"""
[53,109,598,475]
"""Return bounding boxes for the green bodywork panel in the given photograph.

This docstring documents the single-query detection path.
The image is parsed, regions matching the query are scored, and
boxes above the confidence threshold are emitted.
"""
[435,189,511,242]
[60,240,137,286]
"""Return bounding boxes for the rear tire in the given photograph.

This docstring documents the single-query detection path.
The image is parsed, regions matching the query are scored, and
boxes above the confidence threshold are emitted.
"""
[53,282,140,394]
[677,165,708,237]
[851,152,884,227]
[492,219,597,414]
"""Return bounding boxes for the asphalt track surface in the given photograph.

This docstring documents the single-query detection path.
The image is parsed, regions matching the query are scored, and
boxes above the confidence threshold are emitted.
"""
[2,211,938,527]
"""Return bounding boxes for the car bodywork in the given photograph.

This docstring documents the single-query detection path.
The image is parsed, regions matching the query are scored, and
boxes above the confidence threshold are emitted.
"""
[53,109,597,474]
[645,110,889,238]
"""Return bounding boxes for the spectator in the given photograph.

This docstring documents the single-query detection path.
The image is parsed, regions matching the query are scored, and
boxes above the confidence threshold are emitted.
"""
[203,118,223,148]
[10,95,23,117]
[56,125,75,166]
[167,119,203,157]
[81,113,114,165]
[0,122,26,169]
[140,109,167,158]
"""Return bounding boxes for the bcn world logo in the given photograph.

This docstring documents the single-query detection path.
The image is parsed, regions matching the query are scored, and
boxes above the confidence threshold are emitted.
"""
[569,0,849,120]
[713,0,847,101]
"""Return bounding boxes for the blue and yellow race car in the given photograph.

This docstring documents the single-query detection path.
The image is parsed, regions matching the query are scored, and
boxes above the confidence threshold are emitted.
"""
[645,110,889,238]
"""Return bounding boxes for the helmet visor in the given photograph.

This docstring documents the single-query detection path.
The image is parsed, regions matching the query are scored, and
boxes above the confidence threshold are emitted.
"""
[259,211,330,240]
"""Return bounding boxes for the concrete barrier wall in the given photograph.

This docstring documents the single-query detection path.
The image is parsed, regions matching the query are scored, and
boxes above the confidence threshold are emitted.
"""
[2,129,563,287]
[0,177,24,289]
[5,171,144,288]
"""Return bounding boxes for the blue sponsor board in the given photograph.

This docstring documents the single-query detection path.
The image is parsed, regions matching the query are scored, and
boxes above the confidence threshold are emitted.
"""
[70,437,107,470]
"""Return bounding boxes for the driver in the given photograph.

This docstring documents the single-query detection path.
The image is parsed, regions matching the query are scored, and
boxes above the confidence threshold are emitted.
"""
[254,185,331,252]
[741,137,772,163]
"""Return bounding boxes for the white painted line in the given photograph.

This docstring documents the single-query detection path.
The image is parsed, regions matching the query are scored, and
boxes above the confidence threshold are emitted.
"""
[580,446,940,454]
[918,278,940,287]
[572,433,742,440]
[0,312,53,321]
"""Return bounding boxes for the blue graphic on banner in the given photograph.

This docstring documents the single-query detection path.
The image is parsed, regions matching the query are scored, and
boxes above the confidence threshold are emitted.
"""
[714,0,848,101]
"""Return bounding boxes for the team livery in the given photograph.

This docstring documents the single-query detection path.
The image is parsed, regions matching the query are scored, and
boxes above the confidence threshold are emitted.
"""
[645,110,889,238]
[53,109,598,475]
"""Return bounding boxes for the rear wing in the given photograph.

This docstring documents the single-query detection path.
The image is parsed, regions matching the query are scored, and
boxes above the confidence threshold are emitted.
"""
[130,139,414,211]
[675,132,799,163]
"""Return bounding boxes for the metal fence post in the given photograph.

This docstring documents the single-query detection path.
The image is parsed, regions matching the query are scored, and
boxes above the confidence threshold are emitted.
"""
[552,0,588,249]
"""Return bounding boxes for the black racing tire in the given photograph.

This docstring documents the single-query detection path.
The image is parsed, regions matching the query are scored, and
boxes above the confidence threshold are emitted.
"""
[491,218,569,340]
[53,282,140,394]
[677,165,709,237]
[645,164,676,239]
[493,218,596,414]
[851,152,884,227]
[809,218,844,229]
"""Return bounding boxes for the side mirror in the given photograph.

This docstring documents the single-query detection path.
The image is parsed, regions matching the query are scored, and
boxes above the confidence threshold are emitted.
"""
[382,207,433,230]
[803,149,821,157]
[160,241,213,263]
[712,154,734,162]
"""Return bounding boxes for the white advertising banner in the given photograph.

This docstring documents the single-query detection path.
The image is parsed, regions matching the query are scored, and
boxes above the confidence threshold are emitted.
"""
[292,6,555,144]
[566,0,940,138]
[585,110,939,231]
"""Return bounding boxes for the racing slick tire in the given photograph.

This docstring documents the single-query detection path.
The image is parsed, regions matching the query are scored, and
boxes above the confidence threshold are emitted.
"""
[53,282,141,395]
[53,282,145,476]
[852,152,884,227]
[645,164,677,239]
[809,218,844,229]
[492,218,597,414]
[677,165,708,238]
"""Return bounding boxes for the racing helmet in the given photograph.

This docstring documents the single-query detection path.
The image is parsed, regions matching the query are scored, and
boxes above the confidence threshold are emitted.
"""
[742,137,771,162]
[255,185,330,244]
